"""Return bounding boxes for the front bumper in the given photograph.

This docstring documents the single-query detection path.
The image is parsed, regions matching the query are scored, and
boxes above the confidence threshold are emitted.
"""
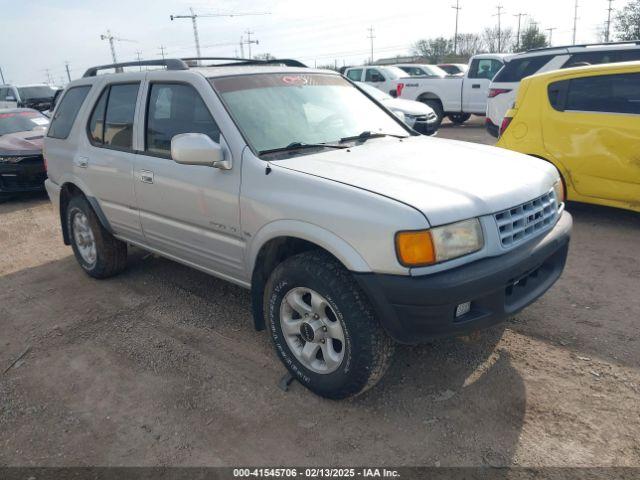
[354,211,572,344]
[0,157,47,195]
[413,121,438,136]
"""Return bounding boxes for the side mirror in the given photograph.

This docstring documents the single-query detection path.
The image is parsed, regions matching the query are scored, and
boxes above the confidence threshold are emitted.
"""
[171,133,231,170]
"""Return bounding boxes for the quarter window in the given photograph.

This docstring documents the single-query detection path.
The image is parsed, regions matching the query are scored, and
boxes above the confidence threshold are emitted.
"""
[145,83,220,157]
[47,86,91,139]
[87,89,108,145]
[565,73,640,114]
[493,55,554,83]
[468,59,504,80]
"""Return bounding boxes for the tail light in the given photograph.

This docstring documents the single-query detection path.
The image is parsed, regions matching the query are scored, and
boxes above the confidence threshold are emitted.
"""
[396,82,405,97]
[43,156,48,172]
[488,88,512,98]
[499,116,513,136]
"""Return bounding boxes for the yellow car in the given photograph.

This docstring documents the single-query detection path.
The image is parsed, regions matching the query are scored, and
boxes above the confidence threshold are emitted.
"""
[497,61,640,212]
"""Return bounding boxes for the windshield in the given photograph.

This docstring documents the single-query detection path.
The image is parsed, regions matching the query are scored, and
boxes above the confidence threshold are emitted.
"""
[210,73,407,154]
[0,110,50,136]
[357,82,391,101]
[383,66,409,79]
[17,86,57,100]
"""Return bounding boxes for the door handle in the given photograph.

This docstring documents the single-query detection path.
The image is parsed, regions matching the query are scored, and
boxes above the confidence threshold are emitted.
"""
[74,156,89,168]
[140,170,154,184]
[472,84,481,89]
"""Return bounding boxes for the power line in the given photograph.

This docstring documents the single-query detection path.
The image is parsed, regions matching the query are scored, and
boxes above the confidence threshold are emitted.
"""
[605,0,615,42]
[452,0,462,55]
[169,8,270,58]
[367,26,376,64]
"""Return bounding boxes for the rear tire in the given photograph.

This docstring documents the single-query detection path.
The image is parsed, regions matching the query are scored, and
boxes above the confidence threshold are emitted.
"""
[66,195,127,279]
[264,251,395,399]
[422,99,444,129]
[448,113,472,125]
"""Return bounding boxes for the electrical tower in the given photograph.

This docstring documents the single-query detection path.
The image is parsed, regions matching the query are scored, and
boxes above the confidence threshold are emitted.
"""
[493,5,505,52]
[514,13,527,51]
[452,0,462,55]
[170,8,270,58]
[572,0,579,44]
[100,30,136,64]
[605,0,614,42]
[367,26,376,64]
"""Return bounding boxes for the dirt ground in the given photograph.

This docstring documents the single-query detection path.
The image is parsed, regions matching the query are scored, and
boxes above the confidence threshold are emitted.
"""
[1,117,639,467]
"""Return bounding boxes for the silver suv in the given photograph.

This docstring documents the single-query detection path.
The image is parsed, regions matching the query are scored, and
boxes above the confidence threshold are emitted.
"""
[44,58,572,399]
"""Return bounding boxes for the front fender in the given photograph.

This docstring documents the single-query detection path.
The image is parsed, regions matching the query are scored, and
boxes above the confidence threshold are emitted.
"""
[247,220,371,274]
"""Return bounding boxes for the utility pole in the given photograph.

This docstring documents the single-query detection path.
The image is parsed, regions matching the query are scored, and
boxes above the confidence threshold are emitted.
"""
[605,0,614,42]
[135,51,143,71]
[0,66,5,84]
[243,30,259,59]
[158,45,167,60]
[572,0,579,45]
[493,5,505,52]
[514,13,527,51]
[367,26,375,64]
[170,9,270,58]
[64,62,71,82]
[239,36,245,58]
[44,69,53,84]
[452,0,462,55]
[546,27,557,46]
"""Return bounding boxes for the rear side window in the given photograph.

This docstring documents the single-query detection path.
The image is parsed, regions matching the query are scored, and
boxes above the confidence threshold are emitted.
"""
[346,69,362,82]
[493,55,554,83]
[365,69,385,82]
[87,89,108,144]
[468,59,504,79]
[86,83,139,150]
[563,48,640,68]
[47,86,91,139]
[565,73,640,114]
[145,83,220,157]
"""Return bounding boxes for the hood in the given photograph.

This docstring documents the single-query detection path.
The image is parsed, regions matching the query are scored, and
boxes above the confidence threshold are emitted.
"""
[275,136,559,226]
[0,130,45,156]
[385,98,434,116]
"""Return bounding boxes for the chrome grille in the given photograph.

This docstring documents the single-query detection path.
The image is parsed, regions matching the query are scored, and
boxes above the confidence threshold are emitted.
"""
[494,191,558,249]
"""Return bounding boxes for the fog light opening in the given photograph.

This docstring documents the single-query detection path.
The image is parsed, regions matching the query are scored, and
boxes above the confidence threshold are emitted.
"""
[455,302,471,318]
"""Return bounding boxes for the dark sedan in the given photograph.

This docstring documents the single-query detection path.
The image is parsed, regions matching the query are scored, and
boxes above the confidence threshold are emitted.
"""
[0,109,49,199]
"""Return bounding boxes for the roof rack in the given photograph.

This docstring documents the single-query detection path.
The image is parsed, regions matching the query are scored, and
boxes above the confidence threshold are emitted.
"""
[526,40,640,53]
[181,57,307,68]
[83,59,189,77]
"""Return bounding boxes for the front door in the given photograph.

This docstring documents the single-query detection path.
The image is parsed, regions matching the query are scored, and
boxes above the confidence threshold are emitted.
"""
[462,58,503,113]
[133,79,244,281]
[543,72,640,203]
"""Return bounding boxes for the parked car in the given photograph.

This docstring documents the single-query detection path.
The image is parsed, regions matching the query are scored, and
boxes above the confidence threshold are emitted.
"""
[497,61,640,213]
[0,84,61,112]
[486,41,640,137]
[356,82,439,135]
[343,65,407,96]
[395,54,511,127]
[42,89,64,118]
[395,64,448,78]
[44,58,571,399]
[0,108,49,199]
[438,63,468,76]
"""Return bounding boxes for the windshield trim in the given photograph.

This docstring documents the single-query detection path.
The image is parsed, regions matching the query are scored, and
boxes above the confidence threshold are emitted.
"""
[207,71,414,159]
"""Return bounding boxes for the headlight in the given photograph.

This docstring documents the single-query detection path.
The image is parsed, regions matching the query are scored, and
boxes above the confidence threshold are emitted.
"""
[553,179,565,204]
[395,218,484,267]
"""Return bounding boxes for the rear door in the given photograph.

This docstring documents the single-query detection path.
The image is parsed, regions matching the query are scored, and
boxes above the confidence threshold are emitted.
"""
[462,57,504,113]
[133,74,244,281]
[81,79,145,242]
[543,72,640,203]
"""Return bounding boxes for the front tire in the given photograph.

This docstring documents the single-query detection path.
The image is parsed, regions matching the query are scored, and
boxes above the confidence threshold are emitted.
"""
[264,251,394,399]
[66,195,127,278]
[448,113,472,125]
[422,99,444,129]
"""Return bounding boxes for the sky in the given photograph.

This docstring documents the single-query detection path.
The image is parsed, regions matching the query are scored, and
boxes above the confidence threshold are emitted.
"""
[0,0,632,85]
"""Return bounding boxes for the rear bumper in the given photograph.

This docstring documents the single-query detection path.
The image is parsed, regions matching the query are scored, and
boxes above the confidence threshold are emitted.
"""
[0,158,47,195]
[354,211,572,344]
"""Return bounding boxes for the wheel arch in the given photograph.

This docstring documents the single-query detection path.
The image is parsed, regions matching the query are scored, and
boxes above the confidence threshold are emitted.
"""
[59,181,112,245]
[248,222,371,332]
[527,153,572,199]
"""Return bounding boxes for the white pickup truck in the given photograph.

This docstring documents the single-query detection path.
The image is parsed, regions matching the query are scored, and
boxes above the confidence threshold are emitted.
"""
[395,54,511,126]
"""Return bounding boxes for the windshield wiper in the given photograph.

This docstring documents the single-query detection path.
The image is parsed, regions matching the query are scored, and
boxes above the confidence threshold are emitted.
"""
[339,131,409,143]
[259,141,349,155]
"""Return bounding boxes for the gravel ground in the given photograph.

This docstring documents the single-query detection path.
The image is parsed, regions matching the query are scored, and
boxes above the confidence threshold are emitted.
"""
[1,117,639,467]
